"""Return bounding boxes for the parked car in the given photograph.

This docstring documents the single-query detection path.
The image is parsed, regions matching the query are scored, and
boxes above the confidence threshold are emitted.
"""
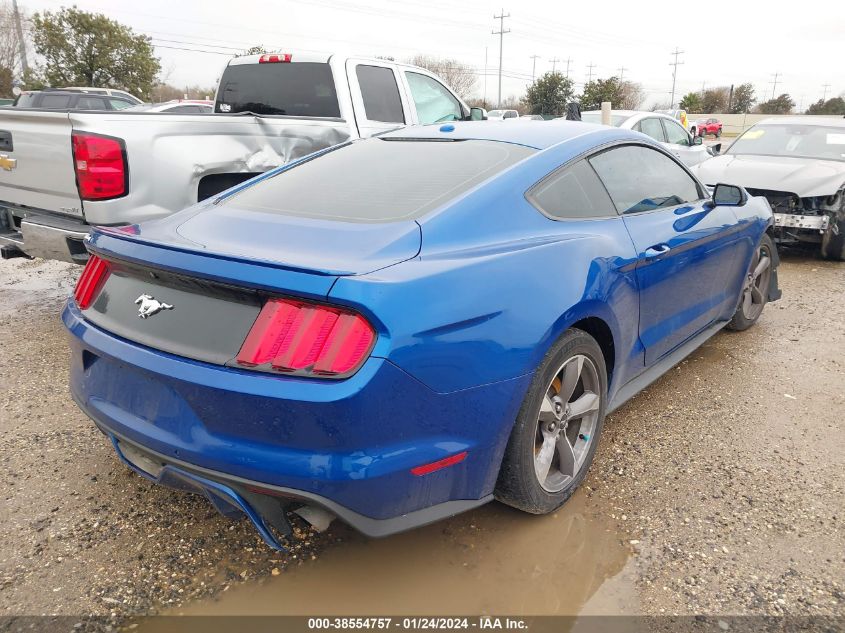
[10,89,138,110]
[579,110,709,167]
[64,121,780,549]
[127,100,214,113]
[0,52,482,263]
[695,116,845,260]
[656,108,691,133]
[488,109,519,120]
[62,87,143,104]
[696,117,723,137]
[520,114,545,120]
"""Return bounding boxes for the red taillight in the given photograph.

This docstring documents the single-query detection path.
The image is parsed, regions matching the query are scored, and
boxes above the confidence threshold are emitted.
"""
[258,53,292,63]
[72,132,127,200]
[410,452,468,476]
[73,255,111,309]
[236,298,376,378]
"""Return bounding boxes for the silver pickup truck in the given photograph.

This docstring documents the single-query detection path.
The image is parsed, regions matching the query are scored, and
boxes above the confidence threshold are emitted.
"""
[0,52,482,263]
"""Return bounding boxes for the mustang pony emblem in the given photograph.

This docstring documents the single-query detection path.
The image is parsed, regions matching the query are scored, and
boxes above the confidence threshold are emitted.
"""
[135,294,174,319]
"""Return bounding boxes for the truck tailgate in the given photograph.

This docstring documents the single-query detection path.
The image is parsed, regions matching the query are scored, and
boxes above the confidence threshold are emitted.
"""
[0,110,82,218]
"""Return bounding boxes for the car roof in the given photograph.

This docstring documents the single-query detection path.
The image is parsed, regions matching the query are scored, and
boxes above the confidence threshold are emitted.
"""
[756,116,845,128]
[379,120,639,150]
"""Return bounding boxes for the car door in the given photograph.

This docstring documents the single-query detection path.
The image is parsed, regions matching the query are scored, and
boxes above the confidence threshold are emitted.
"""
[662,117,709,167]
[589,143,743,365]
[401,70,465,125]
[346,60,409,138]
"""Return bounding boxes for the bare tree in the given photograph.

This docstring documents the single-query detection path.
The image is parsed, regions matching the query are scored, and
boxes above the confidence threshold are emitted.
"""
[406,54,477,99]
[619,80,645,110]
[0,0,28,93]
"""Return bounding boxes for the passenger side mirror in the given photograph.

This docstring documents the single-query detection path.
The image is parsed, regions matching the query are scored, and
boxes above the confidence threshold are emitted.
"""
[692,135,703,146]
[710,143,722,155]
[713,183,747,207]
[470,107,487,121]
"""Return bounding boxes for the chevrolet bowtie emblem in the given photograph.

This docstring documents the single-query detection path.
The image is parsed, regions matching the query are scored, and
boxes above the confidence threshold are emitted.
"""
[0,155,16,171]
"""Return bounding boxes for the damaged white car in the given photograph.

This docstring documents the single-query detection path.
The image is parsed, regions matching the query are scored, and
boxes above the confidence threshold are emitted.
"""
[695,116,845,260]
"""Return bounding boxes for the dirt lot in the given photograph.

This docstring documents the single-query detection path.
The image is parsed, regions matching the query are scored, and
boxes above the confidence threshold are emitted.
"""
[0,251,842,621]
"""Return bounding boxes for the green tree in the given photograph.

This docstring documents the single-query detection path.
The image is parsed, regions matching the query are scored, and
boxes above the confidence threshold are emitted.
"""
[730,83,755,113]
[807,97,845,115]
[579,76,624,111]
[679,92,702,112]
[29,7,160,98]
[523,71,573,116]
[755,93,795,114]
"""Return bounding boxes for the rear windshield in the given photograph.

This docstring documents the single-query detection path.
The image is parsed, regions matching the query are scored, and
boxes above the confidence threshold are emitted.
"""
[215,62,340,117]
[14,93,37,107]
[220,138,535,222]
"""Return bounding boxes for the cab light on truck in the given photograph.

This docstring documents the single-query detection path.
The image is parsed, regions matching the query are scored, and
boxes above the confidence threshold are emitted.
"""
[73,255,111,309]
[258,53,292,63]
[236,298,375,378]
[71,132,127,200]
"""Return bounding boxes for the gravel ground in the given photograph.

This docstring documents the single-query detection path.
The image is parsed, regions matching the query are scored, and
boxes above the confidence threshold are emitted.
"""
[0,250,842,619]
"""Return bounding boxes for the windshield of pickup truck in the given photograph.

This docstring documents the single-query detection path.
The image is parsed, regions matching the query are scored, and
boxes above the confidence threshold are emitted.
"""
[215,62,341,117]
[727,124,845,162]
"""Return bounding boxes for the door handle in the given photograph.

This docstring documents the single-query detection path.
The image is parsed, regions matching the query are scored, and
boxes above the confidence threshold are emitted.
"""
[644,244,671,258]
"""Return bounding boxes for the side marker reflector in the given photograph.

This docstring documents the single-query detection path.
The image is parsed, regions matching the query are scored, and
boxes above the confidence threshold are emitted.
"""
[410,451,468,476]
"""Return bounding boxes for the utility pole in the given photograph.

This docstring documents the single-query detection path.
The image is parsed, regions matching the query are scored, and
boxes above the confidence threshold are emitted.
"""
[728,84,734,112]
[564,57,572,79]
[669,47,684,108]
[549,57,560,73]
[483,47,488,105]
[769,72,781,100]
[822,83,831,102]
[617,66,627,81]
[12,0,28,74]
[585,62,596,84]
[529,54,540,82]
[492,9,510,108]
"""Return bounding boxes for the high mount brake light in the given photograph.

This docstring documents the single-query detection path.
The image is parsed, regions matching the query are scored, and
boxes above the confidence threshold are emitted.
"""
[236,298,376,378]
[72,132,127,200]
[73,255,111,309]
[258,53,292,63]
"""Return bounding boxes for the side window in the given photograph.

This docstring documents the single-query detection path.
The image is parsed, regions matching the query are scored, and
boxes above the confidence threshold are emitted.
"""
[528,159,617,220]
[39,94,72,109]
[637,117,666,142]
[504,110,518,119]
[405,72,462,124]
[356,65,405,123]
[109,98,134,110]
[663,119,690,146]
[77,96,107,110]
[589,145,702,214]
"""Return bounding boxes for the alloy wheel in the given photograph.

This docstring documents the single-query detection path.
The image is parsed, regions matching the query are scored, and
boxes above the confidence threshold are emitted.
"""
[740,242,772,321]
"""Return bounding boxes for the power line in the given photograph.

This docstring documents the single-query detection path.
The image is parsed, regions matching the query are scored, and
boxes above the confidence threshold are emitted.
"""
[529,54,540,82]
[549,57,560,73]
[769,72,781,100]
[617,66,627,81]
[669,47,684,108]
[492,9,510,108]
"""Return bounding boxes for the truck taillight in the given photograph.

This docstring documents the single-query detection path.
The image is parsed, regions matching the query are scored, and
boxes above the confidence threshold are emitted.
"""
[258,53,292,63]
[72,132,127,200]
[236,298,375,378]
[73,255,111,309]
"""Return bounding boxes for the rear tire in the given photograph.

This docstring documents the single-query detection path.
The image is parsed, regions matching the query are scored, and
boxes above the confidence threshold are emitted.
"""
[820,215,845,261]
[715,129,722,138]
[727,233,776,331]
[495,329,607,514]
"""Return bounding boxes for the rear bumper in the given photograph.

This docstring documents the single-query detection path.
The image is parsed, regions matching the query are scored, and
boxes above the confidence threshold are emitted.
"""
[0,205,90,263]
[63,301,528,541]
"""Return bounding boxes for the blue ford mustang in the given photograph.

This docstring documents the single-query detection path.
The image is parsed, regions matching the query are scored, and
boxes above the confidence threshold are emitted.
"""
[64,121,780,549]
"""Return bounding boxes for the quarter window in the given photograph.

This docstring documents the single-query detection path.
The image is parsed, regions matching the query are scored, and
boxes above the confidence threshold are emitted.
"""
[528,160,616,219]
[356,65,405,123]
[405,72,462,124]
[589,145,702,214]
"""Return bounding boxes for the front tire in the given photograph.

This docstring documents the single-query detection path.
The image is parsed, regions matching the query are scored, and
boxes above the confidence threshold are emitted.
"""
[715,129,722,138]
[495,329,607,514]
[727,233,776,331]
[820,214,845,261]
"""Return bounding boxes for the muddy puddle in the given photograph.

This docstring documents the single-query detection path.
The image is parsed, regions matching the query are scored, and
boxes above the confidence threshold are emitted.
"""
[146,491,636,622]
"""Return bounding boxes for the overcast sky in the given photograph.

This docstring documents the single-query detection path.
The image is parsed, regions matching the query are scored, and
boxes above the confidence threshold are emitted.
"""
[20,0,845,108]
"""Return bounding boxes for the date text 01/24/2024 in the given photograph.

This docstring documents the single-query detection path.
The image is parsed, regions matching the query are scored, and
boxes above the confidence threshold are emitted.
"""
[307,618,528,630]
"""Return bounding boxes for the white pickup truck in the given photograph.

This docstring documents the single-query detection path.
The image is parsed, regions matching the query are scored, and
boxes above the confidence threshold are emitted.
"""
[0,52,482,263]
